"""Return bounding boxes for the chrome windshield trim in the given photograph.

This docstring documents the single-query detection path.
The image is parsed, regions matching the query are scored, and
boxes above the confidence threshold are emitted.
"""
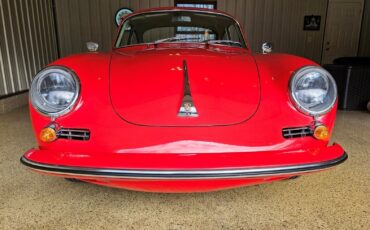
[21,153,347,180]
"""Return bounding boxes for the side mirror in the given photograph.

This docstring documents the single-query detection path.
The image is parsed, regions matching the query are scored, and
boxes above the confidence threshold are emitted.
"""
[86,42,99,52]
[262,42,273,54]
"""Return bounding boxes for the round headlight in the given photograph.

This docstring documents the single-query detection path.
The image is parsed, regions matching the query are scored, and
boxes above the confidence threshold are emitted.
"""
[30,66,80,117]
[290,66,337,116]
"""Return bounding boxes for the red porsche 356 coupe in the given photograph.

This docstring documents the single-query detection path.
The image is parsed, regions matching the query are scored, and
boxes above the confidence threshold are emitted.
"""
[21,7,347,192]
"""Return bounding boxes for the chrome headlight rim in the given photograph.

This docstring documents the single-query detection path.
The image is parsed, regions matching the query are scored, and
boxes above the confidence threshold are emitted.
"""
[30,66,80,117]
[289,66,337,116]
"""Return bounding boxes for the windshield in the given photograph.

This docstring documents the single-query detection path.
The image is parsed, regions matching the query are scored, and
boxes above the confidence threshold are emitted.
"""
[115,11,246,48]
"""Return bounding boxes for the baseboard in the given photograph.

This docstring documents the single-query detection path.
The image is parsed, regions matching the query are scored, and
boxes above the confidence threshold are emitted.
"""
[0,92,29,114]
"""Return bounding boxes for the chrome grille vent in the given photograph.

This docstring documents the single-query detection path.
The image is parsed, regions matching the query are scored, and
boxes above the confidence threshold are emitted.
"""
[282,127,313,139]
[57,129,90,141]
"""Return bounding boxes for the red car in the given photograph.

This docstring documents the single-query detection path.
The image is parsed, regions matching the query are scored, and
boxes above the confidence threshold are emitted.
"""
[21,7,347,193]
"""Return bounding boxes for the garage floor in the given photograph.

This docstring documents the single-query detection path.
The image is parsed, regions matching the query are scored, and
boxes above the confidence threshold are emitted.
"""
[0,107,369,229]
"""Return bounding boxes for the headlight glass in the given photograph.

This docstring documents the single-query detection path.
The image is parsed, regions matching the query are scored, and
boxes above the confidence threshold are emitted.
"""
[290,66,337,116]
[30,66,80,116]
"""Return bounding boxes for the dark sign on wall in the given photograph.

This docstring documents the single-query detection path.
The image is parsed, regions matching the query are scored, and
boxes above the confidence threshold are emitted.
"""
[304,15,321,31]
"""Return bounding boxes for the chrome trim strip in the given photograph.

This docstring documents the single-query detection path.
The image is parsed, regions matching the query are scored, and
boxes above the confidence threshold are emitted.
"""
[178,60,198,117]
[20,152,347,180]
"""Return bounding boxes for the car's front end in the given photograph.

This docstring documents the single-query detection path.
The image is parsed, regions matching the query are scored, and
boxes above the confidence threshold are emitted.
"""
[21,8,346,192]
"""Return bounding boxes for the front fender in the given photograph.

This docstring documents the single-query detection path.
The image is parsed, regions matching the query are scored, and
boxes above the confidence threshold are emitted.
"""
[252,53,337,135]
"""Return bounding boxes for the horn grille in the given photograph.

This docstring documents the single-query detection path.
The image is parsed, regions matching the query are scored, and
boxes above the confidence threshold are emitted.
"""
[57,128,90,141]
[282,126,313,138]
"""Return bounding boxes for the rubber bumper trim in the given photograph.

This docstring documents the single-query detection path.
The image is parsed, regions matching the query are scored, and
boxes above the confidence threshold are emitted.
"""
[20,152,347,180]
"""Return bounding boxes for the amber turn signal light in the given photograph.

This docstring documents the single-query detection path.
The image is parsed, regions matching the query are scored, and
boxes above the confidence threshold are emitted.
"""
[313,125,330,141]
[40,127,57,143]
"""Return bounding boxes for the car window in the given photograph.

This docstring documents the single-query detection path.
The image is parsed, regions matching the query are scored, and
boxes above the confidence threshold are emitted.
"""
[115,11,246,48]
[130,31,138,45]
[224,24,240,41]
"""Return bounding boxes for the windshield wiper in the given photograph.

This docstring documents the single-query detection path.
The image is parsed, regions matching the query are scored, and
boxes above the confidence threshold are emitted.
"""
[155,37,182,43]
[203,39,242,47]
[154,37,194,47]
[153,37,242,48]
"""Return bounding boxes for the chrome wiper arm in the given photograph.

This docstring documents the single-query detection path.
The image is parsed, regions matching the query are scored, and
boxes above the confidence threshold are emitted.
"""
[154,36,195,44]
[154,36,180,44]
[154,37,201,47]
[203,39,242,47]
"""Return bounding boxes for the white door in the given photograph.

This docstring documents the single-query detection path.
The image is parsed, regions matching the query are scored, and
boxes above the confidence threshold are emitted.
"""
[322,0,364,64]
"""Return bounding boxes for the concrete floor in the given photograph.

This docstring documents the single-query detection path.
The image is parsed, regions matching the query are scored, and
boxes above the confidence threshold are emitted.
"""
[0,107,369,230]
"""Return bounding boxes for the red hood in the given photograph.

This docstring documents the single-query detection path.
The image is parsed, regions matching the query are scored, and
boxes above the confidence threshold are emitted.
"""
[109,46,260,126]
